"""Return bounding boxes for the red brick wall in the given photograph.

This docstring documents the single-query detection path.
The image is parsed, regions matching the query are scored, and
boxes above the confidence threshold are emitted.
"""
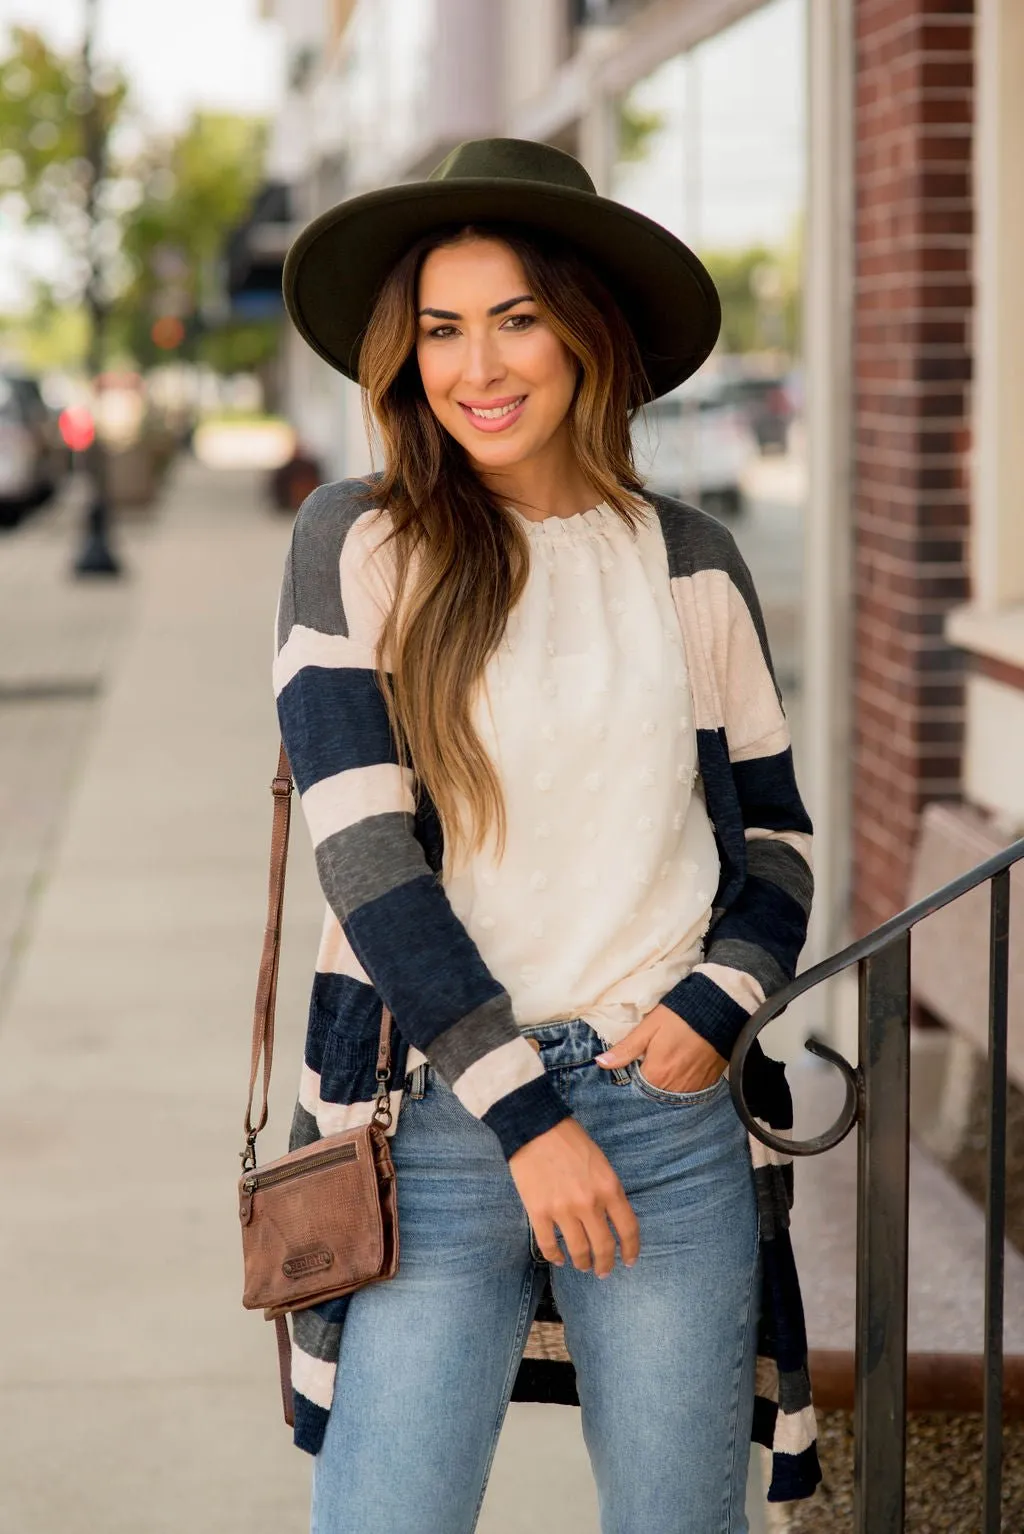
[852,0,974,935]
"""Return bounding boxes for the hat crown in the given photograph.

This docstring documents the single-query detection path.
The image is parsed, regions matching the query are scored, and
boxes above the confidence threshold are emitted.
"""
[429,137,596,196]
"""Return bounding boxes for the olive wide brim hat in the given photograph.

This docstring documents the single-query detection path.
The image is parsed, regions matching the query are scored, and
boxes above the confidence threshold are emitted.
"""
[282,137,721,401]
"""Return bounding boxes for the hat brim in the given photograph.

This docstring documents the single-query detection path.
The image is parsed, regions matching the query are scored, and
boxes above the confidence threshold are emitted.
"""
[282,178,721,401]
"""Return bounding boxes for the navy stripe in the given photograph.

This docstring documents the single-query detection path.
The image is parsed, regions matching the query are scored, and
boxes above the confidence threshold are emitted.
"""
[707,875,809,979]
[292,1392,330,1456]
[344,874,515,1053]
[277,665,398,793]
[309,970,381,1037]
[731,748,813,835]
[762,1234,809,1373]
[659,970,750,1057]
[742,1042,794,1131]
[510,1358,579,1405]
[481,1073,573,1159]
[751,1394,778,1450]
[766,1444,823,1502]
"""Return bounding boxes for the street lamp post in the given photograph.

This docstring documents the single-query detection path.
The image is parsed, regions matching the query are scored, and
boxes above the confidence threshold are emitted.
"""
[73,0,121,578]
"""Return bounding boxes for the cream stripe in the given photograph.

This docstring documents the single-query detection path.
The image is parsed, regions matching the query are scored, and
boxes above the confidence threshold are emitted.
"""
[729,721,791,763]
[273,624,376,694]
[747,1119,793,1170]
[695,961,766,1016]
[452,1037,546,1119]
[301,763,415,847]
[315,910,371,983]
[291,1344,336,1411]
[755,1355,779,1402]
[773,1404,818,1457]
[745,827,814,868]
[298,1062,402,1137]
[669,571,721,731]
[316,1089,403,1136]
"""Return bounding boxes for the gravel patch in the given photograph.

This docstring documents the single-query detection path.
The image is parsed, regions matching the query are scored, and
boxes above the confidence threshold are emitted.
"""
[777,1412,1024,1532]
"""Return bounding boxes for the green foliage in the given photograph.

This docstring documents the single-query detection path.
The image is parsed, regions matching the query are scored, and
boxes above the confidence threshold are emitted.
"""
[0,24,127,225]
[615,98,665,164]
[113,111,271,367]
[700,228,803,357]
[0,23,274,375]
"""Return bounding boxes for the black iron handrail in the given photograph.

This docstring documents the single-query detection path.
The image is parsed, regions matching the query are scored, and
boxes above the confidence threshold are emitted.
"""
[730,833,1024,1534]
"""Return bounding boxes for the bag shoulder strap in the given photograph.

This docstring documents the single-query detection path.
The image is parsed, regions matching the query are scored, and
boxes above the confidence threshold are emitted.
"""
[241,743,393,1169]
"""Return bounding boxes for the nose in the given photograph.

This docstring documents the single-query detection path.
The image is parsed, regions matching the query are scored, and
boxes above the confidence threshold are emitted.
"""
[461,328,506,391]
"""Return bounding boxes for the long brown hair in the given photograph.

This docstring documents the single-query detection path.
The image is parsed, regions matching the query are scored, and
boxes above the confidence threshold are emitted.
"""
[357,222,650,866]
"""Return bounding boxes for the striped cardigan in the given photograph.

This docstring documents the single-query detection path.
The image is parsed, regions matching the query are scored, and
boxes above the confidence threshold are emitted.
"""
[272,478,822,1503]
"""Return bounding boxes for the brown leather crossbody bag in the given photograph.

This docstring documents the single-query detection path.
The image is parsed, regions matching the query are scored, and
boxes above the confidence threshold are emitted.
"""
[238,744,400,1426]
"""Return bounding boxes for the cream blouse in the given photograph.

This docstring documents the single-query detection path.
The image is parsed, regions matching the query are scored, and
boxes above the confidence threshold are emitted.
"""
[441,498,720,1046]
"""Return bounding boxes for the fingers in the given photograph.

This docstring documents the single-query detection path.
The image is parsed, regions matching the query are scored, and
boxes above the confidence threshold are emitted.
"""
[558,1216,598,1274]
[595,1015,656,1070]
[538,1194,639,1278]
[530,1216,565,1267]
[607,1187,641,1268]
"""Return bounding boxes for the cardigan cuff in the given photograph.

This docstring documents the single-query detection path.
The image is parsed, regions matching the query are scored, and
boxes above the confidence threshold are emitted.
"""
[482,1072,573,1160]
[657,970,751,1059]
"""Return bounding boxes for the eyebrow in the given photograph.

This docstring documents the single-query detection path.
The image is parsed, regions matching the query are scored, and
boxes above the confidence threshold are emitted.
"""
[417,294,534,320]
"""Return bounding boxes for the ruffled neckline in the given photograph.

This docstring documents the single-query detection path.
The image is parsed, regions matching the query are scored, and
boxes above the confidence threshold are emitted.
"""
[508,501,622,541]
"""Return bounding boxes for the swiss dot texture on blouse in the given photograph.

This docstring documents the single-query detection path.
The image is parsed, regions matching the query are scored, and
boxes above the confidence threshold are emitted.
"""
[441,499,720,1043]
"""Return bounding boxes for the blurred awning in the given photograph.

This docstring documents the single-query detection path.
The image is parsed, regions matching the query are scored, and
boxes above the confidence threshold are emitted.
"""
[222,182,300,321]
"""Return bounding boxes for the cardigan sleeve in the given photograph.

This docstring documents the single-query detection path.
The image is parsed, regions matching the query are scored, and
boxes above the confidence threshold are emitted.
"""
[657,544,814,1060]
[273,483,571,1159]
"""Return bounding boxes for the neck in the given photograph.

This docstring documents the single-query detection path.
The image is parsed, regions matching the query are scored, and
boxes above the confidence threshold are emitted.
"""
[474,425,602,522]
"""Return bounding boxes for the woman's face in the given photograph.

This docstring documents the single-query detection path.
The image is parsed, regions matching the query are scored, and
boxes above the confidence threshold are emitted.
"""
[415,236,579,473]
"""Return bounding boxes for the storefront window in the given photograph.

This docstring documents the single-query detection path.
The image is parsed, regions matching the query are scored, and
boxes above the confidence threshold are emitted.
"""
[612,0,807,729]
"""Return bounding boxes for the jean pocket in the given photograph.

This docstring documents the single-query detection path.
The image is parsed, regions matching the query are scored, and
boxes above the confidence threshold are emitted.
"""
[628,1060,729,1106]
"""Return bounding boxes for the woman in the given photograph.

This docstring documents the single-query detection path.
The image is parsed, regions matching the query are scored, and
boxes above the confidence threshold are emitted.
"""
[274,138,820,1533]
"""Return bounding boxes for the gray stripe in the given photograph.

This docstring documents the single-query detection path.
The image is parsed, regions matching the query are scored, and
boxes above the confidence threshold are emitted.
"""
[746,837,814,915]
[777,1365,813,1415]
[642,489,780,700]
[709,937,788,998]
[427,994,520,1081]
[288,1098,320,1152]
[316,812,426,920]
[292,1305,343,1363]
[753,1163,792,1241]
[280,477,384,645]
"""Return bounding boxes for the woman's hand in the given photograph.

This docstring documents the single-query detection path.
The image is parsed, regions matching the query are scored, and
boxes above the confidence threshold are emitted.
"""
[507,1118,640,1278]
[595,1002,727,1093]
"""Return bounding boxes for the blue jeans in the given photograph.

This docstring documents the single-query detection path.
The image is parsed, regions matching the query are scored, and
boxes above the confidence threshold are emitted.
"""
[311,1019,761,1534]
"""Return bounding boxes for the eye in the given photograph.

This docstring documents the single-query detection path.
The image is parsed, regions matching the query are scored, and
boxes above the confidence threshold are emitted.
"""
[424,323,458,339]
[502,313,536,331]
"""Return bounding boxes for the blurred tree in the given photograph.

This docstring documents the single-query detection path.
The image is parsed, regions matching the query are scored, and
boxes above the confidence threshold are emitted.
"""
[701,223,802,357]
[0,28,276,375]
[113,111,278,372]
[0,23,129,347]
[615,99,665,164]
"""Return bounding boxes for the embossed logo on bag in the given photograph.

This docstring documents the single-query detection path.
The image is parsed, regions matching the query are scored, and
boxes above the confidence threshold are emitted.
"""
[283,1248,334,1279]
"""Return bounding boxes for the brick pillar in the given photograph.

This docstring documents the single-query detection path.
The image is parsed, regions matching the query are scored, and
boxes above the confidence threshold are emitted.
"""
[851,0,974,935]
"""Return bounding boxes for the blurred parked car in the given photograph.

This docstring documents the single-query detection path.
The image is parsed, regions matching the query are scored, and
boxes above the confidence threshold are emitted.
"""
[632,380,758,519]
[718,372,797,454]
[0,373,71,527]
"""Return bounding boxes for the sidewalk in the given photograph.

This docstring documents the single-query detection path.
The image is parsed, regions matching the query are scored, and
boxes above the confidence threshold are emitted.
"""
[0,458,641,1534]
[0,481,145,1007]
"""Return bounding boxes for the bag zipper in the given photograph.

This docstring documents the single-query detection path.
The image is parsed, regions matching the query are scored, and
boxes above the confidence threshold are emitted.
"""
[242,1140,358,1194]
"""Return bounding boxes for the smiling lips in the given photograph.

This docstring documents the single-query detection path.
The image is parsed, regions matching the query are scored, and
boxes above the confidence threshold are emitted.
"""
[458,395,526,432]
